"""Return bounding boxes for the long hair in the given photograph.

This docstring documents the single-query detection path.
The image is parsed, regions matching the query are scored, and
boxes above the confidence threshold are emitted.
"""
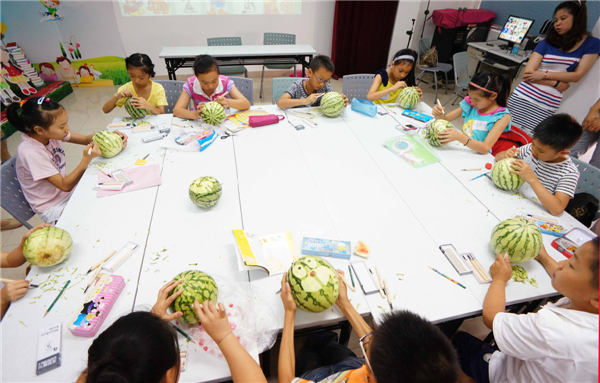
[545,1,589,51]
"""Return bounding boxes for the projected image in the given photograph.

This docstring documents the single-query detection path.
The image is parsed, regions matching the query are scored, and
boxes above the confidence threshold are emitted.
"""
[119,0,301,16]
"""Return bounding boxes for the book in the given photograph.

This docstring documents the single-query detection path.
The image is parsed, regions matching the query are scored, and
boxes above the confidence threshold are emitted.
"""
[232,230,297,275]
[301,237,352,259]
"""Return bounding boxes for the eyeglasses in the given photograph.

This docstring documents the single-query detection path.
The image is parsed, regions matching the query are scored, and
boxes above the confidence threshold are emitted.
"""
[359,332,375,381]
[314,74,331,85]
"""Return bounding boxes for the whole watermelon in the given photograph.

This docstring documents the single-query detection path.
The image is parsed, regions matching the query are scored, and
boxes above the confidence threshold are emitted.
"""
[490,218,542,263]
[287,256,339,313]
[124,97,148,119]
[200,101,226,126]
[189,176,222,208]
[320,92,345,117]
[397,87,420,109]
[23,226,73,267]
[425,120,453,147]
[169,270,218,324]
[491,159,525,191]
[92,131,123,158]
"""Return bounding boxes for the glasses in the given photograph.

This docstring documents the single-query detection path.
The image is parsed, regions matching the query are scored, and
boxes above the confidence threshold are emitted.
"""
[359,332,375,381]
[314,74,331,85]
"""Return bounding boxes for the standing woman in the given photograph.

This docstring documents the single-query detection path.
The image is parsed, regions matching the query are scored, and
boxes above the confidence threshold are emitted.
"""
[507,1,600,135]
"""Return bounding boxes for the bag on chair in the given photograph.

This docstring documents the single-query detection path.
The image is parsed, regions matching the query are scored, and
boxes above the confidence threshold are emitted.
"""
[419,40,439,67]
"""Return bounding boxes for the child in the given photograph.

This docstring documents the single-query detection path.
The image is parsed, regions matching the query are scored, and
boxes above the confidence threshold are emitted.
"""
[1,223,50,320]
[366,48,423,104]
[277,55,349,109]
[173,55,251,119]
[279,271,459,383]
[453,237,599,383]
[38,62,59,82]
[7,97,128,224]
[76,281,267,383]
[78,65,94,84]
[103,53,167,115]
[432,71,512,155]
[55,57,78,85]
[495,114,583,216]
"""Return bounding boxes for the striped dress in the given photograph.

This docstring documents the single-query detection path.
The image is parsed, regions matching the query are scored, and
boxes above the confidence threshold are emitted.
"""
[508,36,600,135]
[517,144,579,197]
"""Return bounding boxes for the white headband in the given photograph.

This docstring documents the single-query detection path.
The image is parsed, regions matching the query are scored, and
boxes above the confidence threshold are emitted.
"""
[393,55,415,62]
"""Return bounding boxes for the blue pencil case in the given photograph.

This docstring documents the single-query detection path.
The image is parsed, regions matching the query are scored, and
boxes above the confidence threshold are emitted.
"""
[351,98,377,118]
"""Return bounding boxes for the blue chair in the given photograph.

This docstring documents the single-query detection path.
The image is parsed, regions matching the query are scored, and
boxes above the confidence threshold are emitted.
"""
[229,76,254,106]
[272,77,305,105]
[260,33,297,99]
[445,52,471,106]
[415,37,452,101]
[342,74,375,102]
[154,80,185,114]
[570,157,600,221]
[207,37,248,77]
[1,157,34,229]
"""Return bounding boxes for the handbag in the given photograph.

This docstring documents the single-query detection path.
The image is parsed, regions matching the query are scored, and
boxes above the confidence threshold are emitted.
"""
[248,114,285,127]
[419,39,438,68]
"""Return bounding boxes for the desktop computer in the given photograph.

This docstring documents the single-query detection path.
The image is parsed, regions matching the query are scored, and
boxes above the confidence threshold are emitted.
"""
[498,15,535,50]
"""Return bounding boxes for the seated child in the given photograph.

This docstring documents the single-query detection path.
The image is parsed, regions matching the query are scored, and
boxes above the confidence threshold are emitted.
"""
[279,271,459,383]
[432,71,513,154]
[495,114,583,216]
[103,53,167,115]
[76,280,267,383]
[453,237,599,383]
[173,55,251,120]
[0,224,50,320]
[277,55,349,109]
[366,48,423,104]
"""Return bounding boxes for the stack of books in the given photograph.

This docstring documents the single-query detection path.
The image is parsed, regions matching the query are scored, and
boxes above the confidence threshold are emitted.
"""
[5,42,44,87]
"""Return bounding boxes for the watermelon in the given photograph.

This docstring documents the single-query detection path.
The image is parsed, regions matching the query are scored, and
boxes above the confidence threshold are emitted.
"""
[169,270,218,324]
[425,120,453,147]
[491,159,525,191]
[490,217,542,263]
[124,97,148,119]
[397,87,420,110]
[320,92,345,118]
[287,256,339,313]
[200,101,226,126]
[189,176,222,208]
[92,131,123,158]
[353,240,370,258]
[23,226,73,267]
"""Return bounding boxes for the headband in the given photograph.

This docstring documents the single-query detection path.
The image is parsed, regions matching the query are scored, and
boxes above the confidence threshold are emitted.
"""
[469,82,497,96]
[393,55,415,63]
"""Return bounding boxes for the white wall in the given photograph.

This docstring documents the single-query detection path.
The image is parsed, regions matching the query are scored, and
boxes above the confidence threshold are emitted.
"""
[112,0,336,77]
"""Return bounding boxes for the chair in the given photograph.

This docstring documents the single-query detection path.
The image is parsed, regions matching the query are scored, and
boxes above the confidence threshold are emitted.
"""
[207,37,248,77]
[229,76,254,106]
[260,33,297,99]
[154,80,185,114]
[342,74,375,102]
[272,77,305,105]
[445,52,471,106]
[1,157,34,229]
[570,157,600,221]
[415,37,452,101]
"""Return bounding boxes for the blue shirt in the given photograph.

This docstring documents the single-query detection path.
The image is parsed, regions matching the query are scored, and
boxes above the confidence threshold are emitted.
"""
[460,96,511,143]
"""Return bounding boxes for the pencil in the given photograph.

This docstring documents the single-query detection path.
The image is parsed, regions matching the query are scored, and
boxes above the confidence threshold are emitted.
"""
[44,280,70,317]
[86,250,116,274]
[383,279,393,310]
[348,265,355,288]
[0,278,38,288]
[461,168,482,171]
[172,324,195,344]
[84,264,103,294]
[428,267,466,289]
[436,99,447,119]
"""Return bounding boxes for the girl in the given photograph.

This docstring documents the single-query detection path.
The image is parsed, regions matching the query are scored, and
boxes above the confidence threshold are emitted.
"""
[173,55,251,120]
[432,71,513,155]
[1,48,37,96]
[103,53,167,115]
[38,62,60,82]
[7,97,128,224]
[366,49,422,104]
[507,1,599,135]
[55,57,78,85]
[76,281,267,383]
[78,65,94,84]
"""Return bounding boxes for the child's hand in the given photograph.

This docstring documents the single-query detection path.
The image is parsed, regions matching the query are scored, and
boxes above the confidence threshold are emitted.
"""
[509,159,535,183]
[490,253,512,283]
[114,130,129,149]
[1,280,30,302]
[341,94,349,107]
[83,142,101,160]
[216,95,229,108]
[150,280,184,322]
[505,146,519,159]
[335,269,349,307]
[392,81,407,91]
[196,102,206,113]
[304,93,323,106]
[117,89,132,99]
[21,224,52,245]
[535,245,550,263]
[130,97,152,111]
[432,104,445,119]
[193,300,231,343]
[414,86,423,97]
[280,272,297,313]
[438,128,462,145]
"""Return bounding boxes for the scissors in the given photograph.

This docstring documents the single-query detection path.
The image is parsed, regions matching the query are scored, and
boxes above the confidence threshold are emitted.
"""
[221,131,237,140]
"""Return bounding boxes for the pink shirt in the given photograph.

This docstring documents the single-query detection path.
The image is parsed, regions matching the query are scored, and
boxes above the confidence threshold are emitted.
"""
[183,75,234,109]
[16,133,71,214]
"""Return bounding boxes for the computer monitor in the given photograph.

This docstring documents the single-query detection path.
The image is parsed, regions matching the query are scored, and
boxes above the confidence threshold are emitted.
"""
[498,15,535,50]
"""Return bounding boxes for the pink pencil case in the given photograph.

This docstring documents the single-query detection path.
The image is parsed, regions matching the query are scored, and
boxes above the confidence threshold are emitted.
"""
[248,114,285,127]
[68,274,125,337]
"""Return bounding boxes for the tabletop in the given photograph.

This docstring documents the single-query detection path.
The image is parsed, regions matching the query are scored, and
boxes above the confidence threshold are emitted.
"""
[160,45,317,59]
[468,40,528,64]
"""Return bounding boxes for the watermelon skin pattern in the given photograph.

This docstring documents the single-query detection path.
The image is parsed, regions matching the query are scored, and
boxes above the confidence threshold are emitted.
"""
[92,131,123,158]
[169,270,219,324]
[124,97,148,119]
[287,256,339,313]
[200,102,226,126]
[490,218,542,263]
[189,176,222,208]
[320,92,345,118]
[23,226,73,267]
[425,120,453,147]
[397,87,420,109]
[491,159,525,191]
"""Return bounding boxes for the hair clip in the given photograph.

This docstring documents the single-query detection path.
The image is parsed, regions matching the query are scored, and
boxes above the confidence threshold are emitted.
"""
[37,97,44,105]
[19,101,25,107]
[45,98,50,102]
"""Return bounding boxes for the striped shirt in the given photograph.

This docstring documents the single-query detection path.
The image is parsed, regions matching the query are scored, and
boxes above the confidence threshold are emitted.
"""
[285,79,334,107]
[517,144,579,197]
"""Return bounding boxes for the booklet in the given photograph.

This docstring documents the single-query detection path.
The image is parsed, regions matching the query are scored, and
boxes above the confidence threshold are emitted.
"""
[384,135,440,168]
[232,230,297,275]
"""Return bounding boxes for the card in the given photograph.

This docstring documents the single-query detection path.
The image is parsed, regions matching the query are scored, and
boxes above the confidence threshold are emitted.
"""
[36,323,62,375]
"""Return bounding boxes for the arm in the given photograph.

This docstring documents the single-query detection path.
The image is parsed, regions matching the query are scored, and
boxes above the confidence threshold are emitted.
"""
[130,97,165,115]
[544,54,598,83]
[277,92,319,109]
[217,85,251,111]
[173,91,200,120]
[366,75,405,101]
[535,245,559,276]
[1,280,31,320]
[335,270,372,340]
[1,224,51,268]
[102,89,132,114]
[467,115,512,154]
[46,143,101,192]
[482,253,512,329]
[583,98,600,130]
[279,273,297,383]
[495,146,519,162]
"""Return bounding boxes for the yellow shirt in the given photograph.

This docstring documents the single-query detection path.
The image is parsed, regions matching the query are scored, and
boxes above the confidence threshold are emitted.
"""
[115,81,168,114]
[373,78,402,105]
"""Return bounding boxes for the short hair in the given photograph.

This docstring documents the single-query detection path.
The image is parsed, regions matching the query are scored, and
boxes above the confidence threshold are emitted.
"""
[532,113,583,151]
[193,54,219,75]
[589,236,599,289]
[370,311,459,383]
[125,53,156,77]
[56,56,71,65]
[309,55,335,73]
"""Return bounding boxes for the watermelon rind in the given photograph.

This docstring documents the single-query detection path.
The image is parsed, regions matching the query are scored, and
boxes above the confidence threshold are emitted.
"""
[23,226,73,267]
[200,101,226,126]
[491,158,525,191]
[320,92,345,118]
[169,270,219,324]
[287,256,340,313]
[397,87,420,110]
[425,120,453,147]
[124,97,148,119]
[189,176,222,208]
[490,217,542,263]
[92,131,123,158]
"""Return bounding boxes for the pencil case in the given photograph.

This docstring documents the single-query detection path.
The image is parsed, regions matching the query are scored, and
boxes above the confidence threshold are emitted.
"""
[351,98,377,117]
[248,115,284,127]
[68,274,125,337]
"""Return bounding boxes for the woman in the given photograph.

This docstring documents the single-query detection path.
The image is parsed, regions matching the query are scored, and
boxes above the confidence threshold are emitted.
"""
[507,1,600,135]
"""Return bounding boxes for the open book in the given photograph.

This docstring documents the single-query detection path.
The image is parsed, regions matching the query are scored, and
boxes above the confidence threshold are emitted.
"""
[232,230,297,275]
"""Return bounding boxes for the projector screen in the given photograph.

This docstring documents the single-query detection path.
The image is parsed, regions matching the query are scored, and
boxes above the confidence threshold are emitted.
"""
[119,0,302,16]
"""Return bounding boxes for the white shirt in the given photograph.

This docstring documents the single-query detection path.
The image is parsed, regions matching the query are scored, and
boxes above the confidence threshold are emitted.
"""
[490,298,599,383]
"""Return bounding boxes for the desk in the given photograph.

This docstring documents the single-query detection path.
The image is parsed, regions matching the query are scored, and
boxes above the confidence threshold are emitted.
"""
[159,45,317,80]
[467,40,529,84]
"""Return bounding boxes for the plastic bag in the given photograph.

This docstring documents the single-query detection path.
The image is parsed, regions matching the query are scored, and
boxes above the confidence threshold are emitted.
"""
[351,98,377,117]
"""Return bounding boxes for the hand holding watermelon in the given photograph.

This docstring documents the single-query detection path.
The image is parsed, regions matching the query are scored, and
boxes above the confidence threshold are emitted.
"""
[192,300,231,342]
[280,272,297,313]
[437,127,465,145]
[489,252,513,283]
[130,96,153,111]
[509,159,535,183]
[116,89,133,99]
[335,269,349,307]
[504,146,519,159]
[150,280,184,322]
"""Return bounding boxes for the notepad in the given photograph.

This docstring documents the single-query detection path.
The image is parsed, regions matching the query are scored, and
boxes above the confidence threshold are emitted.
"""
[232,230,297,275]
[97,164,161,197]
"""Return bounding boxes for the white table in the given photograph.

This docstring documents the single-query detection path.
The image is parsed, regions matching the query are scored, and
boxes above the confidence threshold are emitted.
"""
[159,45,317,80]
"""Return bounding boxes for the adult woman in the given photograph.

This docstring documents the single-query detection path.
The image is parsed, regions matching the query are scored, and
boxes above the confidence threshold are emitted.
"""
[507,1,600,135]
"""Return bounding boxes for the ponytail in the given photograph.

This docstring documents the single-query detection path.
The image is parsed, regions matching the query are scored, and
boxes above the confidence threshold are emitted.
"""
[5,97,63,135]
[467,71,512,107]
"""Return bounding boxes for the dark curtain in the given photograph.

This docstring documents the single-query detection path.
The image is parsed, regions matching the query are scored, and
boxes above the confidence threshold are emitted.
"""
[331,0,400,78]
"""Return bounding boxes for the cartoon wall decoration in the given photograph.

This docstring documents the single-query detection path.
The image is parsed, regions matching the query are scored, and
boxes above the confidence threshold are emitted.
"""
[59,36,81,60]
[122,0,145,16]
[117,0,301,16]
[39,0,63,22]
[1,48,37,96]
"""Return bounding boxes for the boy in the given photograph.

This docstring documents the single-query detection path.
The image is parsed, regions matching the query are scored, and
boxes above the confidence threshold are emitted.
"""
[453,237,599,383]
[279,271,459,383]
[277,55,349,109]
[495,114,583,216]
